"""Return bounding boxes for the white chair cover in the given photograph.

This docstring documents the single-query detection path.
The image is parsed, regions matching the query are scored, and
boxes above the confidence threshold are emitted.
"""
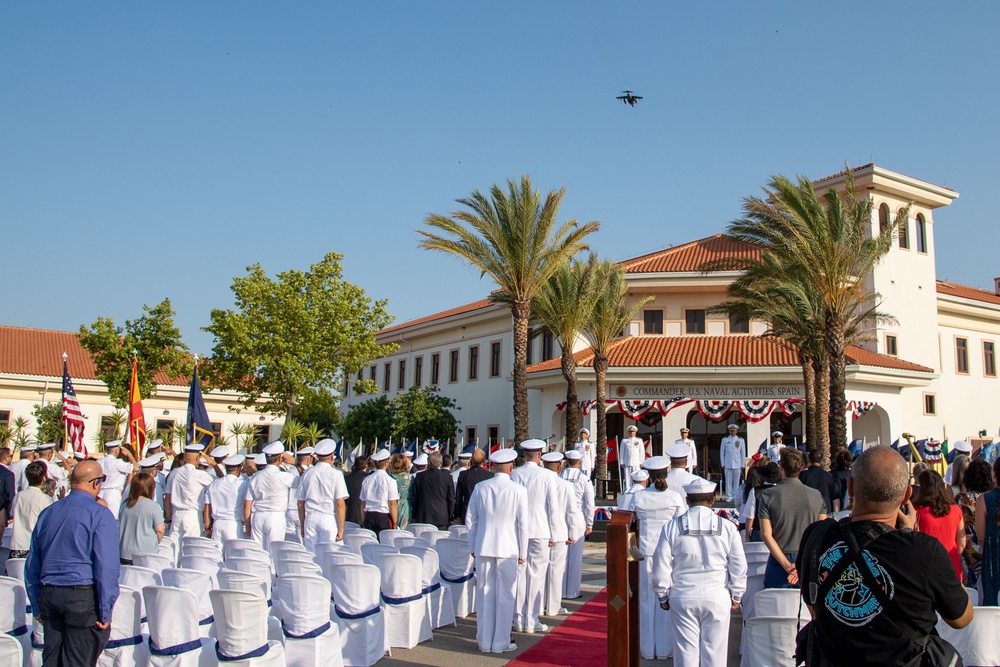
[739,572,766,658]
[745,551,771,563]
[209,589,286,667]
[393,537,430,550]
[342,534,377,556]
[228,550,272,575]
[318,553,363,591]
[937,606,1000,667]
[399,547,455,629]
[161,569,216,637]
[133,553,176,575]
[745,616,797,667]
[314,543,350,560]
[0,635,22,667]
[405,524,437,540]
[275,552,316,570]
[753,589,809,622]
[0,576,32,664]
[342,522,361,533]
[120,566,163,625]
[360,544,398,567]
[434,538,476,618]
[177,555,220,589]
[157,541,178,568]
[742,541,770,556]
[142,587,213,667]
[447,525,468,539]
[422,532,450,549]
[224,540,268,561]
[179,536,221,554]
[746,560,768,577]
[217,571,282,635]
[98,586,149,667]
[268,541,308,563]
[965,587,979,606]
[377,530,412,548]
[4,559,25,584]
[180,545,223,563]
[274,574,343,667]
[276,561,322,578]
[378,554,432,649]
[329,564,387,667]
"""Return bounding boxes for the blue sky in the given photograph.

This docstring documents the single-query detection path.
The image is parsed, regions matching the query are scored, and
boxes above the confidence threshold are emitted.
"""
[3,2,997,354]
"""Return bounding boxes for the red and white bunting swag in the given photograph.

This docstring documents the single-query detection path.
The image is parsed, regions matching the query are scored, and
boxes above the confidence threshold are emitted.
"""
[554,396,866,425]
[735,400,777,422]
[697,400,732,422]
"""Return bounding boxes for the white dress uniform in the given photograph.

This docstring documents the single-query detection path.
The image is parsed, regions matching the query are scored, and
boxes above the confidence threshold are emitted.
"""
[573,439,596,479]
[544,476,575,616]
[8,449,35,495]
[766,441,786,464]
[359,467,399,532]
[98,454,134,520]
[284,469,303,543]
[509,454,561,632]
[246,465,295,550]
[719,433,746,501]
[38,455,70,498]
[559,466,595,599]
[631,480,686,660]
[166,463,215,540]
[666,468,703,513]
[619,435,646,479]
[651,502,747,667]
[616,483,646,511]
[297,460,349,551]
[204,474,248,543]
[673,438,698,472]
[466,458,527,654]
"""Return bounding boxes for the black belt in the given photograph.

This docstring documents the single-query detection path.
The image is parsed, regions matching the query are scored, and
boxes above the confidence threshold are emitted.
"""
[42,584,94,590]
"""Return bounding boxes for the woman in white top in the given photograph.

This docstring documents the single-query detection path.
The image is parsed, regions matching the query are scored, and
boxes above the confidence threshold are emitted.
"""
[9,461,53,558]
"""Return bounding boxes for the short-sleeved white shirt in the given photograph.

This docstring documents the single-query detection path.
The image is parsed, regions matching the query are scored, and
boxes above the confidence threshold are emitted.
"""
[359,469,399,514]
[246,466,295,513]
[165,463,214,511]
[297,461,349,515]
[99,454,134,491]
[204,474,248,522]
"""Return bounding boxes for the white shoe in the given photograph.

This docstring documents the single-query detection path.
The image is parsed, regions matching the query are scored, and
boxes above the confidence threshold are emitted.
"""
[512,622,523,633]
[493,643,518,653]
[534,623,549,633]
[557,607,569,614]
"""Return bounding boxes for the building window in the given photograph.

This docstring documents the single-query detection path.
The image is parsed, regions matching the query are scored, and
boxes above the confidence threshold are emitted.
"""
[100,416,119,440]
[489,341,502,378]
[487,425,499,448]
[211,422,223,444]
[923,393,936,416]
[898,209,910,249]
[398,359,406,390]
[468,345,480,381]
[431,353,440,385]
[729,314,749,334]
[542,330,554,361]
[643,310,663,335]
[985,342,997,378]
[369,365,377,381]
[0,410,9,428]
[413,356,423,387]
[466,426,477,446]
[383,363,391,392]
[685,309,706,334]
[878,203,890,236]
[255,425,270,450]
[155,419,174,441]
[526,329,535,365]
[344,377,351,397]
[449,349,460,383]
[915,214,927,253]
[956,338,969,374]
[885,334,898,357]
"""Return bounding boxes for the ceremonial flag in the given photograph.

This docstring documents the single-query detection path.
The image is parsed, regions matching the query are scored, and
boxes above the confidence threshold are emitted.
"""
[61,357,86,457]
[462,441,476,455]
[848,438,865,458]
[942,439,956,464]
[186,363,214,448]
[606,437,618,464]
[644,437,652,457]
[348,442,362,466]
[127,357,146,458]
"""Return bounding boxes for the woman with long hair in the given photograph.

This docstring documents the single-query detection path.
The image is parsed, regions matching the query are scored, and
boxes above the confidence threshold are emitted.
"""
[975,458,1000,605]
[958,458,994,587]
[389,453,413,529]
[118,472,165,565]
[913,469,965,580]
[948,454,971,495]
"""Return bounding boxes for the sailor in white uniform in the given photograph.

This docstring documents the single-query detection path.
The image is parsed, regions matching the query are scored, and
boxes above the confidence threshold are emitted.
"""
[203,454,249,543]
[10,444,38,492]
[283,446,313,542]
[467,447,527,654]
[651,478,747,667]
[244,440,295,550]
[765,430,786,464]
[665,443,705,513]
[164,443,215,540]
[945,440,974,485]
[560,449,595,599]
[617,469,649,511]
[359,448,398,537]
[130,453,166,509]
[720,424,746,502]
[620,425,645,482]
[35,443,71,498]
[208,445,230,478]
[573,428,596,481]
[631,456,686,661]
[673,428,698,473]
[97,440,138,520]
[297,438,349,551]
[510,438,561,633]
[540,451,575,617]
[452,451,472,490]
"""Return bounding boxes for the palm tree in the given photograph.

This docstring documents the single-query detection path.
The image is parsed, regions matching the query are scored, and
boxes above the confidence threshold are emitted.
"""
[531,254,602,441]
[228,422,257,454]
[10,416,31,450]
[281,419,305,450]
[583,260,652,480]
[302,422,324,448]
[0,424,10,447]
[107,410,127,439]
[419,175,599,443]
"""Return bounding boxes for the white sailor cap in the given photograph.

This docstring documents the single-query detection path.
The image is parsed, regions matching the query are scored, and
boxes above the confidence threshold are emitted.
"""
[683,478,717,495]
[579,428,589,435]
[627,425,638,432]
[666,443,691,458]
[297,446,315,456]
[727,424,739,430]
[184,443,206,453]
[197,458,211,467]
[105,439,123,449]
[252,454,267,466]
[642,456,670,471]
[457,451,472,459]
[772,430,783,437]
[541,452,564,463]
[371,449,390,462]
[211,446,230,459]
[139,452,165,468]
[520,439,546,451]
[147,439,165,450]
[631,469,650,482]
[314,439,337,457]
[19,444,37,453]
[953,440,973,453]
[262,441,285,456]
[223,454,246,467]
[565,450,583,461]
[490,448,517,464]
[413,453,429,466]
[73,451,88,460]
[37,442,56,450]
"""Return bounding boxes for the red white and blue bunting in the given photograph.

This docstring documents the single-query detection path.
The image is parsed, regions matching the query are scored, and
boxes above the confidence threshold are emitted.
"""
[849,400,877,420]
[735,400,777,422]
[618,399,659,419]
[554,397,873,424]
[697,400,733,422]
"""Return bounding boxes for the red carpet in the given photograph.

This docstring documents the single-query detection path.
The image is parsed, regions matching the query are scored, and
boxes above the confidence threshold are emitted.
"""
[506,589,608,667]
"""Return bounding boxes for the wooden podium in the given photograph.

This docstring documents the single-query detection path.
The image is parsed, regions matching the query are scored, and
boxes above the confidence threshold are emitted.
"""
[606,510,641,667]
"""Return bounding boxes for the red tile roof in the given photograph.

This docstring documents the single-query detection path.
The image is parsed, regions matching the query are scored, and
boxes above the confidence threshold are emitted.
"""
[378,298,496,336]
[811,163,955,192]
[936,281,1000,308]
[526,336,932,373]
[619,234,761,274]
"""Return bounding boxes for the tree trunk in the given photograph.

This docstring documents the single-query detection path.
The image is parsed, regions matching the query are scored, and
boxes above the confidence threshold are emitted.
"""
[800,355,817,450]
[511,302,530,444]
[594,353,609,480]
[561,348,580,442]
[826,316,848,456]
[812,355,832,469]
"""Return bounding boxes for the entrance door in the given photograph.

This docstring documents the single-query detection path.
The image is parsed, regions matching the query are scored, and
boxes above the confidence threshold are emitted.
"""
[686,411,746,480]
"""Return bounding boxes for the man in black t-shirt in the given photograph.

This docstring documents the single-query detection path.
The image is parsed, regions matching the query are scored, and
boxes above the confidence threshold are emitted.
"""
[799,449,841,514]
[797,446,972,666]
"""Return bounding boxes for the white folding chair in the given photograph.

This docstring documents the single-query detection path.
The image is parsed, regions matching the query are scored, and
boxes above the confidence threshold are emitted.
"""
[423,531,451,549]
[341,522,361,534]
[742,541,770,556]
[275,551,316,568]
[161,569,215,637]
[97,586,149,667]
[217,570,282,636]
[406,524,437,540]
[276,560,322,578]
[965,587,979,606]
[119,566,162,625]
[394,537,430,550]
[378,553,432,649]
[268,540,308,563]
[343,533,377,556]
[447,525,468,539]
[0,576,31,664]
[754,589,809,622]
[0,635,22,667]
[360,544,398,567]
[318,552,363,591]
[179,536,221,554]
[377,529,412,548]
[209,589,286,666]
[179,544,223,563]
[314,542,350,559]
[133,552,175,575]
[224,539,268,562]
[4,559,25,584]
[157,541,178,568]
[435,538,476,618]
[142,587,213,667]
[274,574,344,667]
[746,560,768,577]
[329,564,388,667]
[228,549,272,574]
[938,606,1000,667]
[399,546,455,629]
[177,555,220,589]
[745,616,797,667]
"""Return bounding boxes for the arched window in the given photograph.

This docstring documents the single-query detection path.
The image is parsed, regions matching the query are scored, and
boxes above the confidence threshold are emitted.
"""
[878,203,890,236]
[898,209,910,249]
[916,213,928,253]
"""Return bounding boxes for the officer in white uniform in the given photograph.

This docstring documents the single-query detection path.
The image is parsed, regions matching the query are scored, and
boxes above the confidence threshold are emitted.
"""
[631,456,686,660]
[165,443,215,540]
[10,444,38,493]
[560,449,595,599]
[651,478,747,667]
[619,425,645,482]
[945,440,974,484]
[466,447,527,654]
[359,448,399,536]
[283,447,312,542]
[34,443,71,498]
[295,447,315,471]
[244,440,295,550]
[203,454,248,543]
[765,430,786,464]
[297,438,349,551]
[131,453,166,508]
[97,440,137,520]
[540,451,575,617]
[666,443,705,513]
[145,439,170,493]
[617,469,649,511]
[673,428,698,473]
[573,428,596,481]
[208,445,230,478]
[452,451,471,490]
[720,424,746,502]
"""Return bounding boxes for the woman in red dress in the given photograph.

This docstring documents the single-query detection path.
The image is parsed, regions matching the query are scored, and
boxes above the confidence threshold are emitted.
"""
[913,469,966,580]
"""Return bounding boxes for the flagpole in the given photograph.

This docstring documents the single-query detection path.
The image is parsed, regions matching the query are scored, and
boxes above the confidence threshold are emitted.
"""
[61,352,70,454]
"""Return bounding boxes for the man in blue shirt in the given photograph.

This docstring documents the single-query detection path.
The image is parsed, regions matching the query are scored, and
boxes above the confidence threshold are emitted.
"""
[26,459,120,667]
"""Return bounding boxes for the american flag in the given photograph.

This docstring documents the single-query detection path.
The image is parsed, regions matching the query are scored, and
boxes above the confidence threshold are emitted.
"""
[62,359,87,457]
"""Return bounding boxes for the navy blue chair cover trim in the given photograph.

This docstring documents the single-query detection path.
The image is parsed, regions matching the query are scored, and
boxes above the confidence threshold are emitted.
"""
[381,591,423,605]
[199,615,215,626]
[149,637,203,656]
[421,582,441,595]
[6,625,28,637]
[440,571,475,584]
[267,599,273,608]
[31,633,43,650]
[215,640,270,662]
[105,634,144,649]
[281,621,331,639]
[334,605,380,620]
[140,616,147,624]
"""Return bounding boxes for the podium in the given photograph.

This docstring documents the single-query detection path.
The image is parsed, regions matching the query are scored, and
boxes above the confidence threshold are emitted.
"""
[606,510,641,667]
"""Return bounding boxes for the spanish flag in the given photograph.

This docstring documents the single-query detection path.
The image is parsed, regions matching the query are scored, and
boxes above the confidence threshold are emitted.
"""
[127,357,147,458]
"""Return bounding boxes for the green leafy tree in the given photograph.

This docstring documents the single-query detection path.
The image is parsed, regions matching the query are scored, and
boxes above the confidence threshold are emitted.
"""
[10,416,31,450]
[302,422,325,447]
[294,387,342,438]
[337,395,395,447]
[0,424,11,447]
[280,419,305,449]
[78,299,192,408]
[33,402,66,445]
[203,253,397,420]
[419,175,599,442]
[228,422,257,454]
[390,386,459,443]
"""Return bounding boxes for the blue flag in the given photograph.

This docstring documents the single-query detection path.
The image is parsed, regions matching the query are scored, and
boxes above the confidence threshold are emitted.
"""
[848,438,865,458]
[186,365,214,448]
[462,442,477,455]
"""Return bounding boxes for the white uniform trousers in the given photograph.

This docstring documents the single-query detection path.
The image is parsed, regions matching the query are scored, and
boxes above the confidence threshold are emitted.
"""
[544,541,568,616]
[623,465,641,485]
[724,468,741,501]
[563,536,586,599]
[99,488,124,520]
[515,538,550,631]
[639,559,673,659]
[211,519,240,544]
[251,510,286,551]
[303,513,337,552]
[475,556,518,653]
[170,509,202,541]
[285,510,302,543]
[669,591,731,667]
